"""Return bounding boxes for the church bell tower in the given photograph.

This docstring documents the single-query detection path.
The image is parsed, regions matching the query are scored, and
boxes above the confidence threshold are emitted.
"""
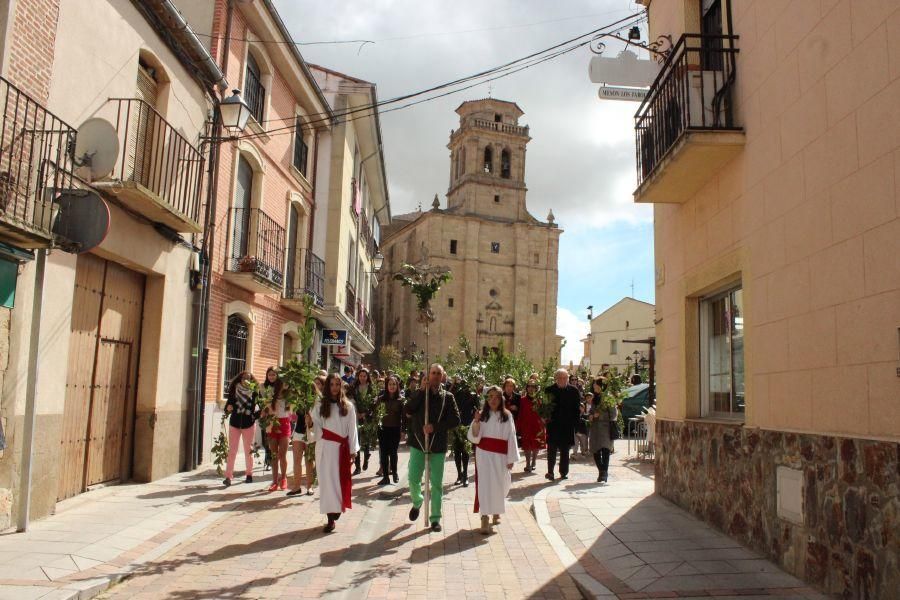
[446,99,532,221]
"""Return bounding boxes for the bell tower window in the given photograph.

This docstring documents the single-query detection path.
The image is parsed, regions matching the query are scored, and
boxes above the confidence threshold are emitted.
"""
[500,149,511,179]
[483,146,493,173]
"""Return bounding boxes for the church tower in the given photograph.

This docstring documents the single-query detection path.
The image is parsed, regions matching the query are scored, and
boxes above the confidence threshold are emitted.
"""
[377,99,562,365]
[446,99,531,221]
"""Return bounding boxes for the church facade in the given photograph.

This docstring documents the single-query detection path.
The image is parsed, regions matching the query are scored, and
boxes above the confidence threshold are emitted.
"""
[376,99,561,365]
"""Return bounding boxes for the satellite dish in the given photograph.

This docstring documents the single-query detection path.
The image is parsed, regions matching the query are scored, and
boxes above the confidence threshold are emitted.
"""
[52,191,110,253]
[73,118,119,180]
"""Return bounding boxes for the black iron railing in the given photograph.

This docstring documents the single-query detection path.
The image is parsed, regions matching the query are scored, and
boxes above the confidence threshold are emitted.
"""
[244,67,265,124]
[0,76,76,242]
[107,98,204,223]
[634,34,740,186]
[227,207,285,287]
[284,248,325,307]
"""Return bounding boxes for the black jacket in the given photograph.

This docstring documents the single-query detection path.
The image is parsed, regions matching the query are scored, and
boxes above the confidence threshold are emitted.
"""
[405,386,460,453]
[378,391,406,429]
[225,386,259,429]
[453,386,481,427]
[544,384,582,446]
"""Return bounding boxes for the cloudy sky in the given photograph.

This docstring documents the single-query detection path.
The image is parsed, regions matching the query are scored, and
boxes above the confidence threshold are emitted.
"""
[275,0,655,364]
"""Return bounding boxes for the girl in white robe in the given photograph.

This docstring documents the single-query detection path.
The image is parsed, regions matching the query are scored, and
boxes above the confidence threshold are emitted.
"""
[310,373,359,533]
[468,385,520,534]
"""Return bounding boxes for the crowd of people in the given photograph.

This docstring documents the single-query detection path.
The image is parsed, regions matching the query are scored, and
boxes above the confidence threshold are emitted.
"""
[219,362,623,535]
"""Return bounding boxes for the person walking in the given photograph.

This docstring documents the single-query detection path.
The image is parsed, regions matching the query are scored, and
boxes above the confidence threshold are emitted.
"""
[574,397,591,459]
[502,378,521,424]
[468,386,519,535]
[350,368,376,475]
[517,379,545,472]
[451,376,480,487]
[287,375,324,497]
[262,367,291,491]
[311,373,359,533]
[406,364,461,532]
[589,385,618,483]
[544,369,582,481]
[376,375,405,485]
[223,371,260,487]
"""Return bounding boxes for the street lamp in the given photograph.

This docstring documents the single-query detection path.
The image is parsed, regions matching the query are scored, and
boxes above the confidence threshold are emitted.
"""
[219,89,252,132]
[372,251,384,272]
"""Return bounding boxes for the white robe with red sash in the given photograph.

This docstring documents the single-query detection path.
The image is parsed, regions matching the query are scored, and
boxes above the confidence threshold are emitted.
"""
[467,411,520,515]
[311,399,359,514]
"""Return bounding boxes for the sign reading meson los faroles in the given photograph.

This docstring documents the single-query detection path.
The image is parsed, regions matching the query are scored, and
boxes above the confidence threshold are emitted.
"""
[322,329,348,346]
[598,86,648,102]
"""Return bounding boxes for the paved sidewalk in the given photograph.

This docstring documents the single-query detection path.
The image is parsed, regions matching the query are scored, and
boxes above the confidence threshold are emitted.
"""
[532,451,830,600]
[0,469,243,600]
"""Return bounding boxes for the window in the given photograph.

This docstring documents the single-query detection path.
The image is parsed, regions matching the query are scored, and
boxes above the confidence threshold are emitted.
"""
[448,298,454,308]
[533,252,539,264]
[700,286,745,418]
[490,242,500,253]
[244,52,266,123]
[494,113,501,122]
[232,157,253,262]
[224,315,249,395]
[282,333,294,365]
[532,303,538,314]
[449,239,457,255]
[459,146,466,175]
[483,146,493,173]
[293,118,309,176]
[500,149,511,179]
[609,339,618,355]
[494,194,500,203]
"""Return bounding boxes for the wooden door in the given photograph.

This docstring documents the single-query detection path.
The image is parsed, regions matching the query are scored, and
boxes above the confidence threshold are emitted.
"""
[58,255,144,501]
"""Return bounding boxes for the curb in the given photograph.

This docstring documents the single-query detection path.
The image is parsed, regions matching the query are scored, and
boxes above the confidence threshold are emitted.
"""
[532,485,616,599]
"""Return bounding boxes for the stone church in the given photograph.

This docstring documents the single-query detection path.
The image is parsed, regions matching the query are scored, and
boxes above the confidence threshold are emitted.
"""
[376,99,562,365]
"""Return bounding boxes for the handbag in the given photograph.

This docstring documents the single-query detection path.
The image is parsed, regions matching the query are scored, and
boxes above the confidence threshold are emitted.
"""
[608,409,620,440]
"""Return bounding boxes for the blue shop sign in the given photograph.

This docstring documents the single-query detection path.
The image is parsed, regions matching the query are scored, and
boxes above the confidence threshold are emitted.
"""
[322,329,348,346]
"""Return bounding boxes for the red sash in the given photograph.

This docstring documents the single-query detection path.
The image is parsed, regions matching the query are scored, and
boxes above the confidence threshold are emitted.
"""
[321,428,352,511]
[474,436,508,513]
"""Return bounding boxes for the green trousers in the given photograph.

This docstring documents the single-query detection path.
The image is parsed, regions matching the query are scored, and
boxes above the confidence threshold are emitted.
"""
[408,447,446,523]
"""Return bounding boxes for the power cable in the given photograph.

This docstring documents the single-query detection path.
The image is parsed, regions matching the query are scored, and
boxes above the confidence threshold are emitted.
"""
[228,11,645,142]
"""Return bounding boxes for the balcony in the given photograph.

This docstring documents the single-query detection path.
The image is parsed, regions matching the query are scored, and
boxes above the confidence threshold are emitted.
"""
[0,76,77,248]
[283,248,325,309]
[224,208,285,294]
[91,98,204,232]
[634,34,744,204]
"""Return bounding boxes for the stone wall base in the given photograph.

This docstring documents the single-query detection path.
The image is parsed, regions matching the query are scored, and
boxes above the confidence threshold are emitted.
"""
[655,419,898,600]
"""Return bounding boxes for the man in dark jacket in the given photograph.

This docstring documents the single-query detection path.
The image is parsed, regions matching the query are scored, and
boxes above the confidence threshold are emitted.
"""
[405,364,460,532]
[545,368,582,481]
[450,376,480,487]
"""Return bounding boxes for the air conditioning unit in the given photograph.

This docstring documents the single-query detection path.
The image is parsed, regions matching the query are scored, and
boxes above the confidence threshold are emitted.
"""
[687,70,728,128]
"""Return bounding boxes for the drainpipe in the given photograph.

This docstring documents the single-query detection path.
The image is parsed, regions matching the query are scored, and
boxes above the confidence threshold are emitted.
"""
[16,249,46,531]
[186,0,233,470]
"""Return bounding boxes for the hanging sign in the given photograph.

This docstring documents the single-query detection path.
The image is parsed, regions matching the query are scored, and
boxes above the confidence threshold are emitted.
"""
[589,49,659,87]
[598,86,648,102]
[322,329,348,346]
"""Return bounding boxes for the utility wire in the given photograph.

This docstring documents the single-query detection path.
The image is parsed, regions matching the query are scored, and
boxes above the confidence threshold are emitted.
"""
[194,8,636,47]
[231,11,644,138]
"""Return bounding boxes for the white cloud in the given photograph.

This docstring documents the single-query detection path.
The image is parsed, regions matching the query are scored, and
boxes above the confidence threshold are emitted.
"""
[556,306,590,367]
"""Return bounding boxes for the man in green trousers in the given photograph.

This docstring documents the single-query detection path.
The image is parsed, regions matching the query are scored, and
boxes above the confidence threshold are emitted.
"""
[405,363,460,532]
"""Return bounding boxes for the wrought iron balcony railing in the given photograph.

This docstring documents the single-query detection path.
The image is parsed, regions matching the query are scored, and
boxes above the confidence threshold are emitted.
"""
[284,248,325,307]
[104,98,204,229]
[634,34,740,186]
[227,207,285,289]
[0,76,76,247]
